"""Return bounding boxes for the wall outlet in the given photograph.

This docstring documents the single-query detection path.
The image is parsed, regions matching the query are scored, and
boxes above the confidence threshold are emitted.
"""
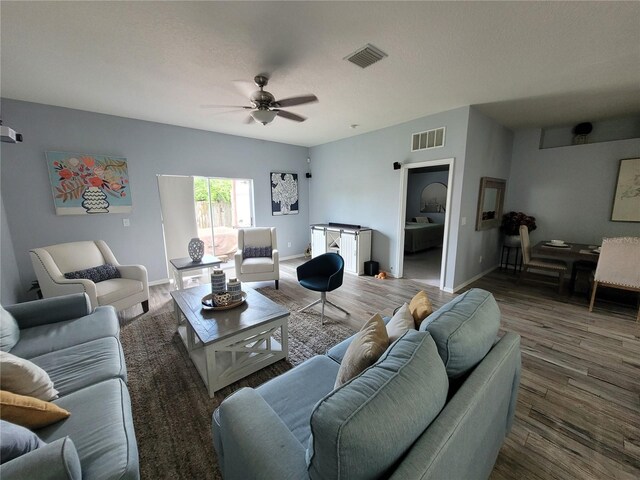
[479,255,483,263]
[287,242,291,248]
[123,219,130,227]
[461,217,467,226]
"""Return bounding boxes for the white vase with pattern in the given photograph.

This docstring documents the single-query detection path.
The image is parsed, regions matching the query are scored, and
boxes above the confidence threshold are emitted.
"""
[188,238,205,262]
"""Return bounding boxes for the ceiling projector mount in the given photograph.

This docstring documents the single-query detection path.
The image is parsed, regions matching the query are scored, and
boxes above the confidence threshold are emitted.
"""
[0,119,23,143]
[202,74,318,125]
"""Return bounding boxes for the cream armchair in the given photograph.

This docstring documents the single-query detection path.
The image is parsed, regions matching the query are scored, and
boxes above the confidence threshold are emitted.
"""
[234,228,280,289]
[30,240,149,313]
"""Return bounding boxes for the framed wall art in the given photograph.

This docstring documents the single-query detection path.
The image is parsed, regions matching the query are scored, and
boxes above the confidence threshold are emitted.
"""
[46,151,132,215]
[611,157,640,222]
[270,172,299,216]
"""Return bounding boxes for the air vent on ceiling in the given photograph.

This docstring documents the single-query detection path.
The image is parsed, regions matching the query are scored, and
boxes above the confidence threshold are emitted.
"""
[411,127,445,152]
[344,44,388,69]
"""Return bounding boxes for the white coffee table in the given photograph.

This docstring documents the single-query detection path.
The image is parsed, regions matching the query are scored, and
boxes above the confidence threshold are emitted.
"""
[170,284,289,397]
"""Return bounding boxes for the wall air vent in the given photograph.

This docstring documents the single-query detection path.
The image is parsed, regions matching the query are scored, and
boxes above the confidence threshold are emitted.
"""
[344,44,388,69]
[411,127,445,152]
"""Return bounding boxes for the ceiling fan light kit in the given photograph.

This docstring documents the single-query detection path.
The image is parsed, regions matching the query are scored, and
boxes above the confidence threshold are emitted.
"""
[250,109,278,125]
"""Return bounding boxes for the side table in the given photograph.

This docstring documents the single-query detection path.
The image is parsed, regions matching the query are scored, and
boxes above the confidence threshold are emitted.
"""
[170,255,222,290]
[500,245,522,273]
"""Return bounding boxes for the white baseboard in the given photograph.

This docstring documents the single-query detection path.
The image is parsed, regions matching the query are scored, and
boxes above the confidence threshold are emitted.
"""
[149,278,170,286]
[452,265,499,293]
[281,253,305,260]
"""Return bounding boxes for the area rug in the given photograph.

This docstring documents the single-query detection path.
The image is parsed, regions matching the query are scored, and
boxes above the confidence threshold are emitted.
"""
[119,288,355,480]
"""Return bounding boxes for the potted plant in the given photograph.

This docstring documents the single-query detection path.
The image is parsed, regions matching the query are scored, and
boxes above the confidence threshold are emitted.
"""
[501,212,537,247]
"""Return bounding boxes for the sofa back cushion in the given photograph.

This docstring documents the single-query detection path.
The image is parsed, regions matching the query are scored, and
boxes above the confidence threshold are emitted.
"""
[42,241,106,273]
[240,228,275,250]
[0,306,20,352]
[419,288,500,379]
[307,330,448,480]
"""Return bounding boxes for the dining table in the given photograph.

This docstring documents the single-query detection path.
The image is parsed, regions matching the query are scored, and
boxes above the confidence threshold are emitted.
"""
[532,241,600,294]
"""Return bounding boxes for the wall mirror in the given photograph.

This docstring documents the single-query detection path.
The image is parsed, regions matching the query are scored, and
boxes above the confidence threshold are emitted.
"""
[476,177,506,231]
[420,182,447,213]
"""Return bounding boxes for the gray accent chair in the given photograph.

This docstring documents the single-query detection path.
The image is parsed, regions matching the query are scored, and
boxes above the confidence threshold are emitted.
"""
[212,288,521,480]
[0,293,139,480]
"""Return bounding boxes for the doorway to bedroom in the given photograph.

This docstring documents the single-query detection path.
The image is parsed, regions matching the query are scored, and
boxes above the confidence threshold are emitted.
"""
[398,161,452,289]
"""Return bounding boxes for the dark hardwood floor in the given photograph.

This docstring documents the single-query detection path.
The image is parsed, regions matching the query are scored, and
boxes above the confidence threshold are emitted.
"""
[121,258,640,479]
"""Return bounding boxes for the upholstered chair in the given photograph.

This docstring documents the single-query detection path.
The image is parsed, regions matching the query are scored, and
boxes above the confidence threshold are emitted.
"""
[297,252,349,324]
[589,237,640,321]
[518,225,568,293]
[30,240,149,313]
[234,227,279,289]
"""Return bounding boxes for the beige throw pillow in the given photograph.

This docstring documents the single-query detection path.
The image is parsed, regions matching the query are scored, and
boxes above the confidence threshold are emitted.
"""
[0,306,20,352]
[409,291,433,328]
[386,303,416,342]
[0,351,59,401]
[334,314,389,388]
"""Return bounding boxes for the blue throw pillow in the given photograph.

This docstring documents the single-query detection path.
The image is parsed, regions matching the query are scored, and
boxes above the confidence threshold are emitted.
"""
[0,420,46,464]
[243,246,272,259]
[64,264,121,283]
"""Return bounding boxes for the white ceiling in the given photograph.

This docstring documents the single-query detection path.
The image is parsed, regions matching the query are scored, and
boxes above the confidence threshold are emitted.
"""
[2,1,639,147]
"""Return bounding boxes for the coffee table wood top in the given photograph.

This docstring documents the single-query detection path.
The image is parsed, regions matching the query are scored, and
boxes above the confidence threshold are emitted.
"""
[170,284,289,345]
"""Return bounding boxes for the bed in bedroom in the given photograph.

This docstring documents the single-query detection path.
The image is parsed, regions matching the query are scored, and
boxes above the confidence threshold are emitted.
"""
[404,221,444,253]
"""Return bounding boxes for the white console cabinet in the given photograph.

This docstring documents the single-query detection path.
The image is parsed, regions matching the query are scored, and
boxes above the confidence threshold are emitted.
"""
[310,224,372,275]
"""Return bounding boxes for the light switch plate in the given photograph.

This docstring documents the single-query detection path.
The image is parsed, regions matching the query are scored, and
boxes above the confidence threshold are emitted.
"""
[123,219,130,227]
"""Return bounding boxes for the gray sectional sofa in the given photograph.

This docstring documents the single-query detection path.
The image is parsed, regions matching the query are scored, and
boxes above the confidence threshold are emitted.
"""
[1,293,139,480]
[212,288,521,480]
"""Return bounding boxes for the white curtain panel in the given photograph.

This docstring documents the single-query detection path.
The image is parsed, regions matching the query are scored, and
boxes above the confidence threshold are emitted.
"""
[157,175,198,275]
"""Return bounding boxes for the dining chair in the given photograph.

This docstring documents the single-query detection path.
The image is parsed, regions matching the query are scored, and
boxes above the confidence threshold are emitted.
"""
[518,225,568,293]
[297,253,349,324]
[589,237,640,322]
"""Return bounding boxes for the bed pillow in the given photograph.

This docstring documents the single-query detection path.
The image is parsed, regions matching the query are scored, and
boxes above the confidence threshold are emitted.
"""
[0,306,20,352]
[243,246,272,258]
[64,264,120,283]
[0,420,46,464]
[0,351,59,401]
[0,390,70,429]
[414,216,430,223]
[334,314,389,388]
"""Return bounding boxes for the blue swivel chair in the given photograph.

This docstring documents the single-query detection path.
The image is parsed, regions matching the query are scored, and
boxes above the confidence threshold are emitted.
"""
[297,253,350,324]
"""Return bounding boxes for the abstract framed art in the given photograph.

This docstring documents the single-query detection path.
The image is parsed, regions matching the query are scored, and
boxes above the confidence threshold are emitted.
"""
[270,172,299,215]
[45,151,132,215]
[611,157,640,222]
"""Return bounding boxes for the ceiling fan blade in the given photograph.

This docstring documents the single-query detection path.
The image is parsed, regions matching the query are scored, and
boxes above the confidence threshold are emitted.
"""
[275,110,307,122]
[274,95,318,108]
[200,104,252,109]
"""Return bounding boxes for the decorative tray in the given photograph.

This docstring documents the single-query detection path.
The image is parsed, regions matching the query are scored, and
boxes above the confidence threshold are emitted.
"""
[201,291,247,311]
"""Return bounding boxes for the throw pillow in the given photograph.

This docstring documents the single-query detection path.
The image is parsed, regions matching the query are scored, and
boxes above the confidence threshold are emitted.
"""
[0,306,20,352]
[0,390,70,429]
[63,264,121,283]
[0,351,59,401]
[243,246,272,258]
[0,420,46,464]
[414,216,430,223]
[334,314,389,388]
[386,303,415,342]
[408,290,433,328]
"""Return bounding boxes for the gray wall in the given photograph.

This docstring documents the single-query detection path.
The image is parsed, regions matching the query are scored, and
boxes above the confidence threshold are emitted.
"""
[506,129,640,245]
[309,106,471,291]
[0,99,309,299]
[406,170,449,223]
[0,193,21,304]
[541,115,640,149]
[457,107,513,284]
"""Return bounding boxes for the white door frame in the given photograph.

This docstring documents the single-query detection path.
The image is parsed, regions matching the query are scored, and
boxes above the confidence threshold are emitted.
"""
[395,158,455,291]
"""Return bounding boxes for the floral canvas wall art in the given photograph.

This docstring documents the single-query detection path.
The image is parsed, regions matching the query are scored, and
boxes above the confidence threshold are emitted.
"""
[45,151,132,215]
[611,157,640,222]
[270,172,298,216]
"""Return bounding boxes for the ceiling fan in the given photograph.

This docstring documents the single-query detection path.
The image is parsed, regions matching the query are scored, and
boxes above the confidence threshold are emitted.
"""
[202,75,318,125]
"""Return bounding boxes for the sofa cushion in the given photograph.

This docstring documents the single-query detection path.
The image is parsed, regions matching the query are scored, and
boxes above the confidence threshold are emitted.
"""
[257,355,340,446]
[307,330,448,480]
[420,288,500,378]
[64,264,121,283]
[409,290,433,327]
[386,303,415,342]
[96,278,144,306]
[0,351,58,401]
[0,390,70,429]
[0,420,46,464]
[0,306,20,352]
[334,314,389,388]
[9,307,119,359]
[240,257,275,274]
[29,337,127,397]
[37,378,139,480]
